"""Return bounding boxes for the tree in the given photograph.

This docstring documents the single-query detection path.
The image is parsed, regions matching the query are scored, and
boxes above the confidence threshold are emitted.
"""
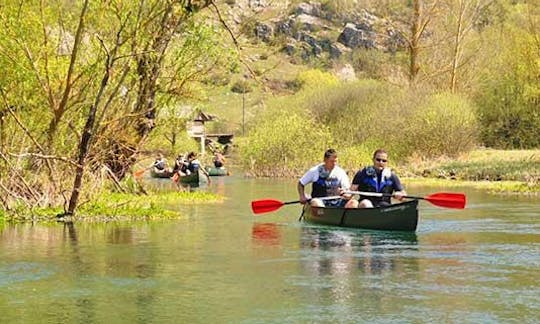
[442,0,496,93]
[0,0,238,214]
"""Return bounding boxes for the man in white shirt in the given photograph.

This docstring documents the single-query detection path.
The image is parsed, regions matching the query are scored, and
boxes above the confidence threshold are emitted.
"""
[297,149,358,208]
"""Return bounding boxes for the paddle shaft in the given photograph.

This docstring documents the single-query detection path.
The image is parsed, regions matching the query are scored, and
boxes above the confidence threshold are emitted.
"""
[284,195,343,205]
[346,190,419,200]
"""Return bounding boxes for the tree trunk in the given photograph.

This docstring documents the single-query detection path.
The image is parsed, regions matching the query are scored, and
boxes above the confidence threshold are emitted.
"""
[409,0,422,82]
[449,0,465,93]
[67,65,110,215]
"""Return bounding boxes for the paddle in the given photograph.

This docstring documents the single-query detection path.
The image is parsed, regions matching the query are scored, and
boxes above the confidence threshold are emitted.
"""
[251,196,342,214]
[346,190,466,209]
[134,167,151,177]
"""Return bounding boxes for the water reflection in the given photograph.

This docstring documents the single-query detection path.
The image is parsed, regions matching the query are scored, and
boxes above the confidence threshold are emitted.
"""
[300,226,419,276]
[107,226,135,245]
[60,222,97,323]
[251,222,281,246]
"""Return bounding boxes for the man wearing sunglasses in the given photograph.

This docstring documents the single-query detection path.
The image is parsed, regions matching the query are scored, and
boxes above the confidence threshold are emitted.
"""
[349,149,406,208]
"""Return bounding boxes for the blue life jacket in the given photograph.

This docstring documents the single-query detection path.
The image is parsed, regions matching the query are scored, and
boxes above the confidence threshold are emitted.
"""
[188,159,200,173]
[311,165,341,198]
[361,166,394,194]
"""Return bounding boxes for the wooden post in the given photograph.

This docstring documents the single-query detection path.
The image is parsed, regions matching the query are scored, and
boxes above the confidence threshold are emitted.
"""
[200,134,205,155]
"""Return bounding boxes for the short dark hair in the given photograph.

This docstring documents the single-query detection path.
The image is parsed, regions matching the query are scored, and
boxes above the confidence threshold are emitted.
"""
[324,148,337,159]
[372,149,387,158]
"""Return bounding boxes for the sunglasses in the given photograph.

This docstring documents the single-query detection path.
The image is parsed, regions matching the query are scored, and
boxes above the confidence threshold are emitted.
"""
[375,158,388,163]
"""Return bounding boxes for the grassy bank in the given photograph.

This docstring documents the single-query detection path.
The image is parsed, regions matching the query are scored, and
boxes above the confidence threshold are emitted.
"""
[3,191,223,223]
[399,149,539,194]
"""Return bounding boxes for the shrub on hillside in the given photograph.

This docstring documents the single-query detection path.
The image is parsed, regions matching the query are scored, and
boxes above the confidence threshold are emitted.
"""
[231,79,253,93]
[305,80,413,149]
[304,81,476,160]
[239,111,332,177]
[404,93,478,158]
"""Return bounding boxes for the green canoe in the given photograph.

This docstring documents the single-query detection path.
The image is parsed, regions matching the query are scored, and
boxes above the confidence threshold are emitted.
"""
[302,200,419,232]
[177,171,200,184]
[205,166,229,176]
[150,167,174,178]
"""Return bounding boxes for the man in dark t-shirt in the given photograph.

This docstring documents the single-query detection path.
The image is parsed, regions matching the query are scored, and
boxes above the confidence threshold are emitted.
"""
[350,149,406,208]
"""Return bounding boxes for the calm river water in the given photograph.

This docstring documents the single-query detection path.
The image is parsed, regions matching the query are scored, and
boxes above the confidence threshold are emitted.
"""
[1,174,538,323]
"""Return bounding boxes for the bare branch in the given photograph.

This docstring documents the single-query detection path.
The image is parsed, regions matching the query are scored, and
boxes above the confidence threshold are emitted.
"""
[7,152,79,168]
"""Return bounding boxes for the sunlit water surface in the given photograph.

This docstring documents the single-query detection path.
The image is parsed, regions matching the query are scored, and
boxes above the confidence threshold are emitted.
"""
[1,175,538,323]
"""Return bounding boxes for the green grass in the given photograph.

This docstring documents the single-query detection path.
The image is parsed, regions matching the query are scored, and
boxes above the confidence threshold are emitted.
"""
[405,178,539,195]
[402,149,540,194]
[4,191,223,223]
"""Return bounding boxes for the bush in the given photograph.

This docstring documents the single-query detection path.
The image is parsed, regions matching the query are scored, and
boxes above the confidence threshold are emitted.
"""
[231,79,253,93]
[239,110,333,177]
[404,92,479,158]
[304,80,412,149]
[474,23,540,148]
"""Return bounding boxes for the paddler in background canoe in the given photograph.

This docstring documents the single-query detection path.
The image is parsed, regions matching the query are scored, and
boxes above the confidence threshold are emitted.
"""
[151,153,174,178]
[186,151,211,184]
[173,153,190,176]
[297,148,357,208]
[349,148,406,208]
[213,152,226,168]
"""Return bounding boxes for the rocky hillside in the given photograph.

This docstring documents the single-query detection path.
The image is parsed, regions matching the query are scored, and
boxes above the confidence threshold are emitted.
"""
[223,1,406,78]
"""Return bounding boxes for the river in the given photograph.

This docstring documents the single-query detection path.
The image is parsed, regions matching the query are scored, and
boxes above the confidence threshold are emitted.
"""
[0,174,538,323]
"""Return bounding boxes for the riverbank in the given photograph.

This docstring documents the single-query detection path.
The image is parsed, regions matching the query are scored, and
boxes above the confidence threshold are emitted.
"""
[1,191,223,223]
[399,149,539,194]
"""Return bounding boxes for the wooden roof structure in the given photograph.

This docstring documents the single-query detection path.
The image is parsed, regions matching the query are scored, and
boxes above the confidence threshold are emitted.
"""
[193,110,216,122]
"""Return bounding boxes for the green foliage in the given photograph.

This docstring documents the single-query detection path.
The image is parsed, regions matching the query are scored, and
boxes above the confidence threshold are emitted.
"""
[244,78,480,176]
[231,79,253,93]
[295,69,339,89]
[239,110,333,177]
[337,144,378,174]
[304,79,408,146]
[404,93,479,158]
[145,125,199,157]
[3,190,223,222]
[474,7,540,149]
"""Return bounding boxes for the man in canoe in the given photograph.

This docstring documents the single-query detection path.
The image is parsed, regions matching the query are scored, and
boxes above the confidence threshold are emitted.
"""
[349,149,406,208]
[173,154,190,176]
[213,152,226,168]
[186,151,211,183]
[153,153,168,170]
[298,148,357,208]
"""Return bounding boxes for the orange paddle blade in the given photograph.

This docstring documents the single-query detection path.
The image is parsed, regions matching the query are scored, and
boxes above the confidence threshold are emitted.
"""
[134,168,146,177]
[251,199,288,214]
[424,192,466,209]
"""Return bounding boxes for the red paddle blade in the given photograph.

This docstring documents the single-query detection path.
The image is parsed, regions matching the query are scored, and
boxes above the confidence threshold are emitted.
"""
[424,192,466,209]
[251,199,285,214]
[171,173,179,182]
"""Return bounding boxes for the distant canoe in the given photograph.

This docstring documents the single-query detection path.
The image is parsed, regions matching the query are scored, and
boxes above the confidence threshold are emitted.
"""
[177,171,200,184]
[150,167,207,185]
[205,166,229,176]
[302,200,419,232]
[150,167,174,178]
